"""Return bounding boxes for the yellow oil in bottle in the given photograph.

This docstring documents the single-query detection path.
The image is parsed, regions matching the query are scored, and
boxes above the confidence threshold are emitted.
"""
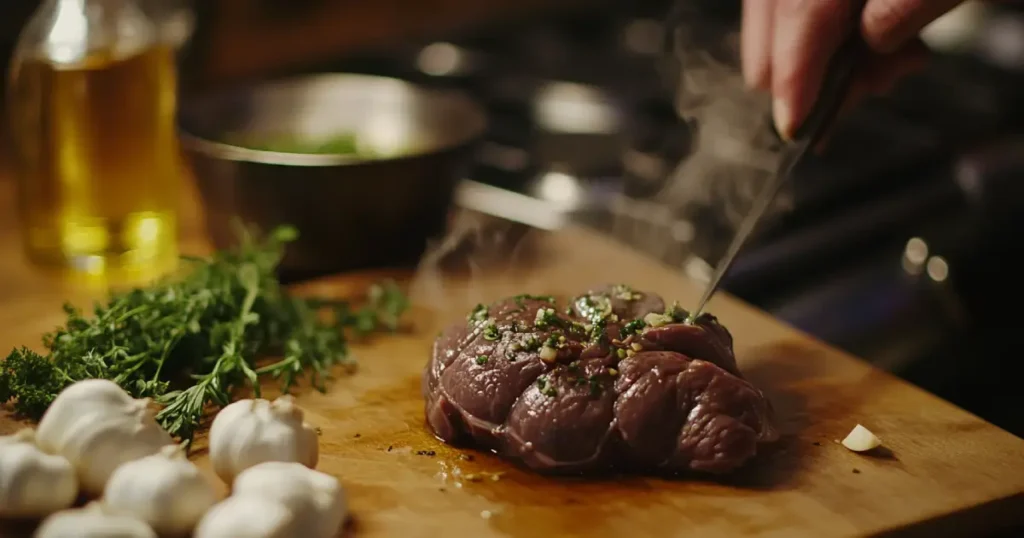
[7,44,180,282]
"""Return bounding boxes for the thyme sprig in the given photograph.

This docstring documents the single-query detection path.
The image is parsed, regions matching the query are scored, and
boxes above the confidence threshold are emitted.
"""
[0,226,409,443]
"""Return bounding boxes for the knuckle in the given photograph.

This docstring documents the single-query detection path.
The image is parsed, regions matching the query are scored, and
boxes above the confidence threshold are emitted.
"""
[863,0,921,47]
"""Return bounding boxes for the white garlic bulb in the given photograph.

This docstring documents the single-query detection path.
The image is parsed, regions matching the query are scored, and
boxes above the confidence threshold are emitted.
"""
[103,444,218,536]
[193,496,298,538]
[36,379,138,451]
[35,382,174,495]
[35,503,157,538]
[208,395,319,483]
[0,429,78,519]
[233,461,346,538]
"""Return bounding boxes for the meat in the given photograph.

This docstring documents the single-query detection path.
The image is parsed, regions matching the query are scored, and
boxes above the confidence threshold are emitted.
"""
[423,285,778,475]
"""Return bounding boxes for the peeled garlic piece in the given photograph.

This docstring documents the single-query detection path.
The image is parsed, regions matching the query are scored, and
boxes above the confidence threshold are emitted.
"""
[35,503,156,538]
[193,497,298,538]
[209,396,319,483]
[841,424,882,452]
[233,461,346,538]
[0,429,78,519]
[103,445,218,536]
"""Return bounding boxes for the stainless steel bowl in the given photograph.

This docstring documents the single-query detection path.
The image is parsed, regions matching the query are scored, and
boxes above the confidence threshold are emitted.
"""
[178,73,488,280]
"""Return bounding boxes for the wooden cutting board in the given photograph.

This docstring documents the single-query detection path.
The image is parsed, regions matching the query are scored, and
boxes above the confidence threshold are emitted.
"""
[1,226,1023,538]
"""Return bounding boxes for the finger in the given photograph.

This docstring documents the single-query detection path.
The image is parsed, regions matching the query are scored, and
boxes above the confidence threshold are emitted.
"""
[812,41,930,152]
[862,0,966,53]
[741,0,776,89]
[860,38,931,93]
[771,0,857,139]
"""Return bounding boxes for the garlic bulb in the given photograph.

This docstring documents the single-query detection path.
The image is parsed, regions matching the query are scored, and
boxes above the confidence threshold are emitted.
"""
[103,444,218,536]
[0,429,78,519]
[233,461,346,538]
[193,497,298,538]
[36,386,174,495]
[35,503,156,538]
[209,396,319,482]
[36,379,138,450]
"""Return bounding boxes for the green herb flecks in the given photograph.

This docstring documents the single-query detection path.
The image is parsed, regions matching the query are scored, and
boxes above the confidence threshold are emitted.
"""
[536,376,557,398]
[482,323,501,341]
[619,319,647,338]
[575,294,613,325]
[610,284,642,301]
[665,302,690,323]
[475,355,489,365]
[513,294,554,308]
[468,304,489,323]
[0,226,409,444]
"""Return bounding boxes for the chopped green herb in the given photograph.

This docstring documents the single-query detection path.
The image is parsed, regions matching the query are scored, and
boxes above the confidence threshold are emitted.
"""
[482,323,500,341]
[468,304,489,322]
[588,317,609,343]
[620,319,647,338]
[0,226,408,443]
[588,375,604,397]
[521,336,542,352]
[536,376,558,397]
[575,294,613,324]
[475,355,489,365]
[534,307,559,329]
[514,294,554,308]
[666,302,690,323]
[611,284,642,301]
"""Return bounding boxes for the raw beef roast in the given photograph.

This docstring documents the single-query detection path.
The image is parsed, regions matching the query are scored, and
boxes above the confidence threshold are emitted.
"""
[423,285,778,474]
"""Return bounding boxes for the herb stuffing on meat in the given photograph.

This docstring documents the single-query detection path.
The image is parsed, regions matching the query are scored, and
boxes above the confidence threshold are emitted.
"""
[423,285,777,475]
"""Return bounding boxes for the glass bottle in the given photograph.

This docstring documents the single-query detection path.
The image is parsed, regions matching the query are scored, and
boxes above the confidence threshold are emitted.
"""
[7,0,181,283]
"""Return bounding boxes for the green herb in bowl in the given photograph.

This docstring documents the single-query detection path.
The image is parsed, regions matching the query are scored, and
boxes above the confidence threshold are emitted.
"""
[224,132,370,156]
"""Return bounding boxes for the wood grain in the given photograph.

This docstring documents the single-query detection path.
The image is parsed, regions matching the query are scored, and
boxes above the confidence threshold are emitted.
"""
[0,194,1021,537]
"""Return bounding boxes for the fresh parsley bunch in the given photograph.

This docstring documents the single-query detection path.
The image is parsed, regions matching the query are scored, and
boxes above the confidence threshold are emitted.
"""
[0,226,409,443]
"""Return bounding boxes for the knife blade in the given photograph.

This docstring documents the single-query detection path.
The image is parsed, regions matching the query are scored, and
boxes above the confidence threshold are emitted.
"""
[689,33,868,319]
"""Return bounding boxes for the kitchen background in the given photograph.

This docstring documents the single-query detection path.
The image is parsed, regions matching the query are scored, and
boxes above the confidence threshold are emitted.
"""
[1,0,1022,439]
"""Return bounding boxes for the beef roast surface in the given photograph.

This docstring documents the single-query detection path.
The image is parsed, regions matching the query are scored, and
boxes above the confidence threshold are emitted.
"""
[423,285,778,474]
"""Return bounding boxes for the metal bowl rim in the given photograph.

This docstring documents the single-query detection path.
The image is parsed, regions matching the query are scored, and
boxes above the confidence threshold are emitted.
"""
[177,73,489,168]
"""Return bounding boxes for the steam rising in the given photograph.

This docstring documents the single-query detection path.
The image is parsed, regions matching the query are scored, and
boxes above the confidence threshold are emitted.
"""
[659,6,791,227]
[411,4,792,310]
[408,211,544,314]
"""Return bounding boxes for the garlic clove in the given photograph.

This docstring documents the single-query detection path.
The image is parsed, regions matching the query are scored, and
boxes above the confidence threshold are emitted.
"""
[194,496,298,538]
[209,397,320,483]
[233,461,347,538]
[36,380,138,454]
[35,502,156,538]
[841,424,882,453]
[56,406,174,495]
[270,395,302,420]
[103,443,218,536]
[300,420,321,469]
[0,434,78,519]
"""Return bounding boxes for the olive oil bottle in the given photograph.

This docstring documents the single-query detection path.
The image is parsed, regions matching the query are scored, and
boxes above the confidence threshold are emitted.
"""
[7,0,181,282]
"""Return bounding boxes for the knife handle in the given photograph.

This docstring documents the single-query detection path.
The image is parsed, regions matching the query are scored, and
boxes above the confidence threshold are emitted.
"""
[789,33,868,144]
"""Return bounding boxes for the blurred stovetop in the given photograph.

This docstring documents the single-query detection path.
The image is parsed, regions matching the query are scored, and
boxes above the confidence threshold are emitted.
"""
[282,3,1024,438]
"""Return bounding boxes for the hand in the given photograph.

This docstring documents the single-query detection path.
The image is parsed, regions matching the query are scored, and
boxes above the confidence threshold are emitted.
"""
[741,0,974,139]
